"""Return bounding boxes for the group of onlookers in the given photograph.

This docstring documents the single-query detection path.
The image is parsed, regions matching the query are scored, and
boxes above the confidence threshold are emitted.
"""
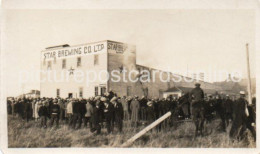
[7,90,256,140]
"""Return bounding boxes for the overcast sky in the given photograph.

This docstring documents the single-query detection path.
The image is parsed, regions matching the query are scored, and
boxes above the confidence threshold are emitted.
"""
[2,10,256,96]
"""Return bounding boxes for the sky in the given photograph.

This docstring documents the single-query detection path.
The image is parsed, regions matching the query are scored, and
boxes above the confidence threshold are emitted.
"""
[2,10,256,96]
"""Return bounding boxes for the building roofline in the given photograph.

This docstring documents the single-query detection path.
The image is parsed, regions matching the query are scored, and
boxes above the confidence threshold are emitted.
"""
[136,64,212,84]
[42,40,109,52]
[42,40,135,52]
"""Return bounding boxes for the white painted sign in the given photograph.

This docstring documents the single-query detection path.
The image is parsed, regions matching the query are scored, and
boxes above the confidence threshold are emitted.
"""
[42,42,107,61]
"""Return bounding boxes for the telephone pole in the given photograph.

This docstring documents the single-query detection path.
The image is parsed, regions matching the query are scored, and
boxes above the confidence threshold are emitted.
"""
[246,43,252,105]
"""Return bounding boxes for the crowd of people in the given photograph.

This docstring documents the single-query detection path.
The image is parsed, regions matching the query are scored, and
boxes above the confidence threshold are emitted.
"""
[7,84,256,141]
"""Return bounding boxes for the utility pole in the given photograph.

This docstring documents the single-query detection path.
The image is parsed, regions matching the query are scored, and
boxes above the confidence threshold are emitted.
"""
[246,43,252,105]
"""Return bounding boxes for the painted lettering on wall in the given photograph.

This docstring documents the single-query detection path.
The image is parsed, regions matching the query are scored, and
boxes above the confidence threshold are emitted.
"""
[42,43,105,61]
[107,42,126,54]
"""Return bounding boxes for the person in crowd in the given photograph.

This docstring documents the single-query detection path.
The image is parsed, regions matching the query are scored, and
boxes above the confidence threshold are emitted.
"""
[35,98,42,121]
[111,96,123,132]
[66,98,74,126]
[189,82,205,136]
[38,100,48,128]
[11,98,16,117]
[23,98,31,122]
[140,96,148,121]
[91,100,102,135]
[50,99,60,127]
[58,98,65,123]
[230,91,256,141]
[102,97,114,134]
[223,95,233,126]
[72,98,85,129]
[84,100,93,129]
[130,96,140,127]
[146,100,155,125]
[121,96,129,121]
[78,98,87,128]
[214,95,226,132]
[7,98,12,115]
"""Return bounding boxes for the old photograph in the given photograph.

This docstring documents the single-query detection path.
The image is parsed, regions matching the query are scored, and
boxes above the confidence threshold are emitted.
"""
[2,9,257,148]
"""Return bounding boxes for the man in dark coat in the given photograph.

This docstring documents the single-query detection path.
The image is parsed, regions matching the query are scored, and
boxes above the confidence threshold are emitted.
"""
[7,98,12,115]
[215,95,226,132]
[130,96,140,127]
[230,91,256,141]
[111,97,123,132]
[224,95,233,126]
[23,98,32,122]
[139,96,148,121]
[189,82,205,136]
[72,98,86,129]
[146,100,155,124]
[91,100,102,135]
[102,97,114,133]
[58,98,65,122]
[50,99,60,127]
[38,101,48,128]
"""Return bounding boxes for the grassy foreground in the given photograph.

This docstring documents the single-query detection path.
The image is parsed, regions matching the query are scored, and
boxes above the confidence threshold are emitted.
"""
[8,115,255,148]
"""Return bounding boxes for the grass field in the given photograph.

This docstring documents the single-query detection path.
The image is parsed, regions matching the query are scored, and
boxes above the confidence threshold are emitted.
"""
[8,115,255,148]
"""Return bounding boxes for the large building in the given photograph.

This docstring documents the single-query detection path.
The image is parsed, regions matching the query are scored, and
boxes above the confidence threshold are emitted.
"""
[40,40,222,98]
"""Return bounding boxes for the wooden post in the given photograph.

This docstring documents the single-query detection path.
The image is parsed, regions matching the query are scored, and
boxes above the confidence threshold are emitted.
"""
[121,111,172,147]
[246,43,252,105]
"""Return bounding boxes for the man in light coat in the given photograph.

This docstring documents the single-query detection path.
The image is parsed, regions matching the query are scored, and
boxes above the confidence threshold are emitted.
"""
[130,96,140,127]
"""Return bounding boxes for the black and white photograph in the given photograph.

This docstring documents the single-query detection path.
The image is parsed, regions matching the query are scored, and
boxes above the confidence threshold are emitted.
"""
[1,0,259,151]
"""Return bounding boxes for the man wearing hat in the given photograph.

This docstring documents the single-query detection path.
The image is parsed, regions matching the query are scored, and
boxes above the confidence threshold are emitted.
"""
[72,98,85,129]
[50,99,60,127]
[130,96,140,127]
[38,101,48,128]
[111,96,123,132]
[223,95,233,126]
[230,91,256,141]
[102,97,114,133]
[146,100,155,124]
[121,96,129,120]
[189,82,205,136]
[91,100,102,135]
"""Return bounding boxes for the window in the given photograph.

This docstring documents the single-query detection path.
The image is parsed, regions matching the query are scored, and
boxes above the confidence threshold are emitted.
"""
[62,59,66,69]
[77,57,81,67]
[95,86,98,96]
[100,87,106,96]
[56,89,60,98]
[94,54,99,65]
[79,87,83,97]
[127,86,132,96]
[47,61,52,70]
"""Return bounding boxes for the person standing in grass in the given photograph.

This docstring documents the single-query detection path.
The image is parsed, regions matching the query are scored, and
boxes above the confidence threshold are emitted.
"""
[146,100,155,125]
[84,100,93,129]
[102,97,114,134]
[230,91,256,141]
[35,98,43,121]
[111,96,123,132]
[91,100,102,135]
[121,96,129,121]
[38,101,48,128]
[66,98,74,126]
[50,99,60,127]
[130,96,140,127]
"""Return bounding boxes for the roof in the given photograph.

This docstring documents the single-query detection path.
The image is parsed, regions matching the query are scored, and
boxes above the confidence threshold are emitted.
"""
[164,86,218,94]
[164,86,192,93]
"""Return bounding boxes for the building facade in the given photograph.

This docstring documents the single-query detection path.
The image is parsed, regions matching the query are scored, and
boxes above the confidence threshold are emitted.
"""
[40,40,222,98]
